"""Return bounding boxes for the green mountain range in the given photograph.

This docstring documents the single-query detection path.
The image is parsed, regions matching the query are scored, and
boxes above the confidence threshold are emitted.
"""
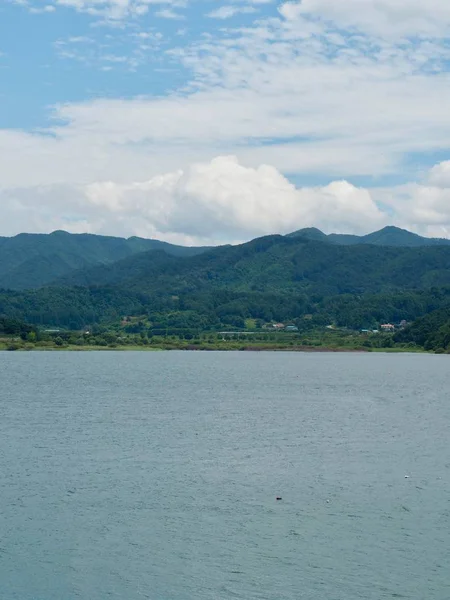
[287,225,450,247]
[1,225,449,291]
[0,230,209,290]
[53,233,450,296]
[0,226,449,339]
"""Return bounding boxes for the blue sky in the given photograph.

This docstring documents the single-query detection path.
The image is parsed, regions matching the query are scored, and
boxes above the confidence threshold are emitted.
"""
[1,0,450,243]
[0,0,277,127]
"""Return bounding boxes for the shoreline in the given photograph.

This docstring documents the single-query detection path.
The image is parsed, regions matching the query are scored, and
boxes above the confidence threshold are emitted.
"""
[0,344,432,354]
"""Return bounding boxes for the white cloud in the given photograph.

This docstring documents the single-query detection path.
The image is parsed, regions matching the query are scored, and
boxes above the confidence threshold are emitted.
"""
[52,0,182,19]
[280,0,450,37]
[428,161,450,187]
[0,155,391,244]
[5,0,450,243]
[155,7,184,18]
[29,4,56,12]
[2,46,450,186]
[3,156,450,243]
[207,5,257,19]
[376,184,450,230]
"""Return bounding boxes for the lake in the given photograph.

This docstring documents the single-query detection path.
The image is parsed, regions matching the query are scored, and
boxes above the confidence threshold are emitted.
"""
[0,351,449,599]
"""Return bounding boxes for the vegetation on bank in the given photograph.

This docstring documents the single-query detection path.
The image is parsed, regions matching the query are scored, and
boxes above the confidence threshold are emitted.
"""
[1,316,448,353]
[1,286,450,334]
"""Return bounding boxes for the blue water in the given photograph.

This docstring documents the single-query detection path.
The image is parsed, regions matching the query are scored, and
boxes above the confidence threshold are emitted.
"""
[0,351,449,599]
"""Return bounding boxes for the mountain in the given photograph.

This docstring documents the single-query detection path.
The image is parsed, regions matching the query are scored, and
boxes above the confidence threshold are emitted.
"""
[1,232,450,331]
[287,227,329,242]
[0,230,210,290]
[288,226,450,247]
[1,226,449,291]
[55,234,450,297]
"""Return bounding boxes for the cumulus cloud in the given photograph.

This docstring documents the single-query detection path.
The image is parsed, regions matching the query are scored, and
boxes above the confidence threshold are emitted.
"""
[428,161,450,187]
[371,161,450,238]
[3,156,450,243]
[0,156,387,244]
[5,0,450,243]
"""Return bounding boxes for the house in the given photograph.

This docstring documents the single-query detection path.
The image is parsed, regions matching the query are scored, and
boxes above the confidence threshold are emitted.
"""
[285,325,299,332]
[380,323,395,332]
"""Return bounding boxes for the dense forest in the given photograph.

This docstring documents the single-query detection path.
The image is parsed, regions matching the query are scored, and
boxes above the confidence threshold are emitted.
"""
[1,286,450,333]
[52,235,450,296]
[394,309,450,352]
[1,227,450,352]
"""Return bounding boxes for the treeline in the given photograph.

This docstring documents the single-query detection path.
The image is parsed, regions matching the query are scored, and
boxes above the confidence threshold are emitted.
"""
[0,316,37,336]
[395,308,450,352]
[1,286,450,333]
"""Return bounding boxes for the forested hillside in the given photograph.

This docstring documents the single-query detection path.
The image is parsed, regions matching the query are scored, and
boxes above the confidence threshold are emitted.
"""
[55,235,450,296]
[394,308,450,352]
[0,230,209,290]
[0,229,450,349]
[1,226,450,291]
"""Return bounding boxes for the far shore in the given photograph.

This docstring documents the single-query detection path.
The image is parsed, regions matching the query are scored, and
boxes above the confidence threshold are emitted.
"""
[0,344,433,354]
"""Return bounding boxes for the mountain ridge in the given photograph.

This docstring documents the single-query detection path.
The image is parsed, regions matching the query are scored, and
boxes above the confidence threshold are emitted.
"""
[1,230,449,333]
[53,233,450,297]
[0,231,211,290]
[288,225,450,247]
[1,226,450,291]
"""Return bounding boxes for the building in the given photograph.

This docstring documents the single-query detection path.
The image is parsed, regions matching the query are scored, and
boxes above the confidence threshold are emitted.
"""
[380,323,395,332]
[263,323,285,330]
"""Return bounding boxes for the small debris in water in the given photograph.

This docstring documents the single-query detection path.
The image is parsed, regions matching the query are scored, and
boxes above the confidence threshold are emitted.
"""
[276,496,282,501]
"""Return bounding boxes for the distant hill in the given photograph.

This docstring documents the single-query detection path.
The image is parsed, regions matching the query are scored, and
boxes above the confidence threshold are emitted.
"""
[55,234,450,297]
[1,225,450,296]
[288,226,450,247]
[1,233,450,331]
[0,230,210,290]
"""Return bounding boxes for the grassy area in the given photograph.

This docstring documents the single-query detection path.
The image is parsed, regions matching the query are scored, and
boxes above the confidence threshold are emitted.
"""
[0,328,438,353]
[0,338,429,353]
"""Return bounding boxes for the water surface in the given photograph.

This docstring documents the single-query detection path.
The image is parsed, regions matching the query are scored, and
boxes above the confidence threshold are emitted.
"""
[0,351,449,599]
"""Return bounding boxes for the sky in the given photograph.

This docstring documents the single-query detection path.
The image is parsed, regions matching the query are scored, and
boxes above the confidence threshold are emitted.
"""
[1,0,450,244]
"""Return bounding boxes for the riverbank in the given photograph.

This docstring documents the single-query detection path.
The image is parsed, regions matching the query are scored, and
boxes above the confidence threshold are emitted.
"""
[0,342,430,353]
